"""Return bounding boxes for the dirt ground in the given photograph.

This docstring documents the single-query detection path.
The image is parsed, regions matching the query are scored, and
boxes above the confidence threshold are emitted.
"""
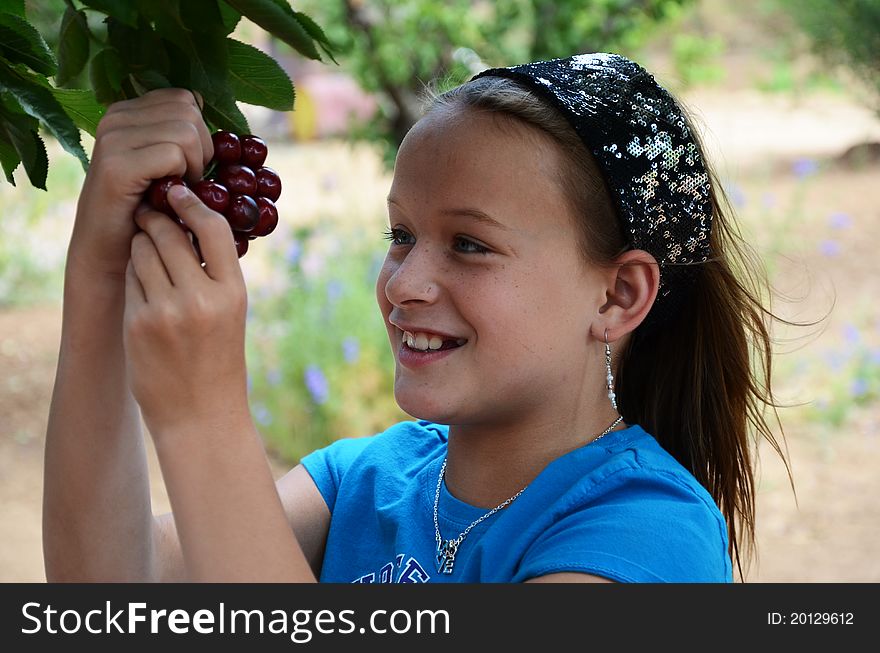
[1,86,879,582]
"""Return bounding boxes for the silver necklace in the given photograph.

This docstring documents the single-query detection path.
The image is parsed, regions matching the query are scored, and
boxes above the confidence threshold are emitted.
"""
[433,415,624,574]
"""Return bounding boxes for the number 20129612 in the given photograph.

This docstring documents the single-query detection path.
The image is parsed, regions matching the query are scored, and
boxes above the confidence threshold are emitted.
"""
[767,612,854,625]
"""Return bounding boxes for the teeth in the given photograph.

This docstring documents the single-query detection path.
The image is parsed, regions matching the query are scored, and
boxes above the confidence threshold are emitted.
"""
[403,330,463,352]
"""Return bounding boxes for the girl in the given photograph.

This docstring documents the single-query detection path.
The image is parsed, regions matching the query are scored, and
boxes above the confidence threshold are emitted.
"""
[43,53,790,583]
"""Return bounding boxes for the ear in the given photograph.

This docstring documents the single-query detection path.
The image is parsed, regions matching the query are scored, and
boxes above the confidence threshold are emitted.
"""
[594,249,659,341]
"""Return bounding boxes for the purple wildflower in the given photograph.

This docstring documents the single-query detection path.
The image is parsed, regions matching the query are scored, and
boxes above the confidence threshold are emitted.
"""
[304,365,330,405]
[286,239,303,267]
[819,240,840,257]
[343,337,360,363]
[327,279,344,303]
[792,158,818,179]
[851,378,869,398]
[828,212,852,230]
[727,183,746,208]
[843,323,860,346]
[253,403,273,426]
[823,350,845,372]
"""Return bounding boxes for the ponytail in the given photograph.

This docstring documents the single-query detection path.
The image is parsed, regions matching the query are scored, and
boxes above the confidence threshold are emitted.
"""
[616,161,802,579]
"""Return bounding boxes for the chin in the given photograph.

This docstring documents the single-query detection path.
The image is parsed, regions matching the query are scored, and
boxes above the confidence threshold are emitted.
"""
[393,387,458,425]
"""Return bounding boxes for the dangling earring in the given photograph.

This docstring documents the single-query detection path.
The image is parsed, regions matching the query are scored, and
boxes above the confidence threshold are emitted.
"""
[604,328,618,411]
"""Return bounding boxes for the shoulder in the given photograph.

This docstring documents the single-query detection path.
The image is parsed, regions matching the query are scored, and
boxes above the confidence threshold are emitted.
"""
[510,424,732,582]
[303,419,446,464]
[549,424,722,519]
[299,420,447,510]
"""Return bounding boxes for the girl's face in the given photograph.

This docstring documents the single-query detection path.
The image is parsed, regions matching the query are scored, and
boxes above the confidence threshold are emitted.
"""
[376,107,609,427]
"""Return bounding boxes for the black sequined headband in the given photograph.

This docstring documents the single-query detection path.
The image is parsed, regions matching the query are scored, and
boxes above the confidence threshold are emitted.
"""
[472,53,713,331]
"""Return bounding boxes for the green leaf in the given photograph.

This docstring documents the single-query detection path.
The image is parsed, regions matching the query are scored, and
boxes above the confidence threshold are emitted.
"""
[89,47,126,104]
[106,15,168,77]
[0,133,20,184]
[0,65,88,170]
[79,0,138,27]
[130,69,172,94]
[227,38,293,110]
[56,6,91,87]
[218,2,242,34]
[0,113,48,189]
[156,10,228,107]
[223,0,322,60]
[203,92,249,134]
[292,11,337,63]
[0,0,25,18]
[0,13,58,76]
[51,87,105,137]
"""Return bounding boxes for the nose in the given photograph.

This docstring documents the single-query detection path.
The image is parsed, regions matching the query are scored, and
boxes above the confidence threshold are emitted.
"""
[382,244,441,307]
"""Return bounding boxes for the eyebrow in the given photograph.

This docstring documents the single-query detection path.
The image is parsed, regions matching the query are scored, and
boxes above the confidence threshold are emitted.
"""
[387,198,511,231]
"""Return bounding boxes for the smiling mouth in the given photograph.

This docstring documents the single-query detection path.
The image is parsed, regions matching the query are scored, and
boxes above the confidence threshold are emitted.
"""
[402,330,467,352]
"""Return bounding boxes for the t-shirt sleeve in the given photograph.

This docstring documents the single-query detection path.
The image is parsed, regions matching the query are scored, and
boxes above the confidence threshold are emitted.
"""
[300,435,375,513]
[514,469,732,583]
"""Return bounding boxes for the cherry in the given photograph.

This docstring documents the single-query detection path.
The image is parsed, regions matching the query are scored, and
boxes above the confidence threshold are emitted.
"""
[225,194,259,232]
[191,179,230,214]
[233,232,250,258]
[147,176,186,216]
[211,130,241,166]
[251,197,279,237]
[144,129,282,260]
[217,164,257,196]
[255,166,282,202]
[240,135,268,168]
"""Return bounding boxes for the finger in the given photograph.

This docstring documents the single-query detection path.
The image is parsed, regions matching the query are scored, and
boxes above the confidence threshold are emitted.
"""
[120,121,207,183]
[133,209,202,287]
[100,119,214,181]
[104,88,203,118]
[109,142,188,196]
[125,258,146,306]
[166,184,242,283]
[190,89,204,111]
[98,100,213,169]
[134,200,154,217]
[130,230,174,300]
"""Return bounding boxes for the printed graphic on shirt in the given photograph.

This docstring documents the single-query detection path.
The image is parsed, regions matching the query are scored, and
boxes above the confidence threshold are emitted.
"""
[351,553,431,583]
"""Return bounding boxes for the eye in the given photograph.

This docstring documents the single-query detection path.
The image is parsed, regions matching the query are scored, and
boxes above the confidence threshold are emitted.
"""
[454,236,490,255]
[382,227,414,246]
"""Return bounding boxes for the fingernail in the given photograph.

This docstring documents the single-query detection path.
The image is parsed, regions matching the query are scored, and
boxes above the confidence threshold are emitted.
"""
[168,184,189,201]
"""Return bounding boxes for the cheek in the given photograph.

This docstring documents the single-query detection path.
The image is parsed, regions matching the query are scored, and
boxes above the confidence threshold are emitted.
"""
[374,257,394,316]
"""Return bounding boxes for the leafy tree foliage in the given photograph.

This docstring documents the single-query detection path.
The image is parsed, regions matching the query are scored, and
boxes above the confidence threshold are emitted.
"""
[297,0,693,164]
[776,0,880,112]
[0,0,332,189]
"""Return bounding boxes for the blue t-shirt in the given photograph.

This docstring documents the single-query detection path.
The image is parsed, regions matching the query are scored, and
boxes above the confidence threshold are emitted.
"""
[301,420,732,583]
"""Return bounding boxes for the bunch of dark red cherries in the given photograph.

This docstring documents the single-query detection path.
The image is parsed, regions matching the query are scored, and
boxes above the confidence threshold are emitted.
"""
[146,130,281,258]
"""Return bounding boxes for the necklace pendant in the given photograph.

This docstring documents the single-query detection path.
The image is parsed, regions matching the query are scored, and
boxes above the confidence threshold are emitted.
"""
[436,540,458,574]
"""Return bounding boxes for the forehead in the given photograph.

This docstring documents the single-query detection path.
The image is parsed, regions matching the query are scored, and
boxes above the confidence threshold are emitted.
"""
[390,107,570,220]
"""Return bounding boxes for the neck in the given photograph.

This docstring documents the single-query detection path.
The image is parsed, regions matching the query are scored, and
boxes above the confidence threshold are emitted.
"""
[443,410,626,509]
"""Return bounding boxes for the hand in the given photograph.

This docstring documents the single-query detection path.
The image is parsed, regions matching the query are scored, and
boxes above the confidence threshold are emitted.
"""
[70,88,213,281]
[123,184,250,439]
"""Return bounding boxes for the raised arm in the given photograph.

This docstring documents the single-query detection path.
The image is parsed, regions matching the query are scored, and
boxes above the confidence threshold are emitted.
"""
[42,89,213,581]
[119,185,319,581]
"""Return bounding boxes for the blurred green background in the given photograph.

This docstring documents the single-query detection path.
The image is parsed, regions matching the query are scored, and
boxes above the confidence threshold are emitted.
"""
[1,0,878,582]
